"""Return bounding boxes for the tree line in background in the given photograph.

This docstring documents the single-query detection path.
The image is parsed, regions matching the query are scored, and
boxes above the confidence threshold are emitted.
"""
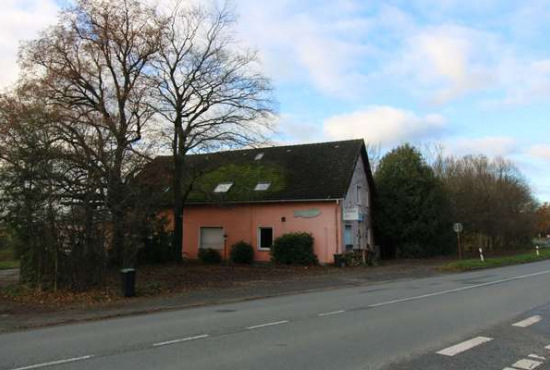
[0,0,274,291]
[374,144,540,259]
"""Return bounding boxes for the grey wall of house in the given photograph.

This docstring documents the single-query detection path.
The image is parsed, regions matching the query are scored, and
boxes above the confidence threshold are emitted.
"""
[342,155,373,250]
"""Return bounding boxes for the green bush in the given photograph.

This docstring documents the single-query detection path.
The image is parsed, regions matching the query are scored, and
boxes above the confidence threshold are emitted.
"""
[271,232,318,265]
[137,230,180,264]
[198,248,222,264]
[396,243,427,258]
[374,144,453,259]
[230,241,254,264]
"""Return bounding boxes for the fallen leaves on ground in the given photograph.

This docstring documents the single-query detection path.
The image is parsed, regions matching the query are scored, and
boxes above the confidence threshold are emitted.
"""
[0,263,340,310]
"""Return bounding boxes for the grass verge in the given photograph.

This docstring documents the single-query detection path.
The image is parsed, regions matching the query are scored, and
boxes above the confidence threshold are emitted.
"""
[440,248,550,272]
[0,260,20,270]
[0,247,19,270]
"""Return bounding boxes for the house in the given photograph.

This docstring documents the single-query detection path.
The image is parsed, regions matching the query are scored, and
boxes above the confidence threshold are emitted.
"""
[144,139,376,264]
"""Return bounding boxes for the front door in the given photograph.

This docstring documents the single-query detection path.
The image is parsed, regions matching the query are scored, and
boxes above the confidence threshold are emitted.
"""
[344,225,353,251]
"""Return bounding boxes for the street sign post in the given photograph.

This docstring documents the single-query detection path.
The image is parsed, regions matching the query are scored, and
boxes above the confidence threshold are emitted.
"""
[454,223,463,260]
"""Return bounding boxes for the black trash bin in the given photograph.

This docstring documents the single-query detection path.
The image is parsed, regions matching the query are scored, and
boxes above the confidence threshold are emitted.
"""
[333,254,345,267]
[120,268,136,297]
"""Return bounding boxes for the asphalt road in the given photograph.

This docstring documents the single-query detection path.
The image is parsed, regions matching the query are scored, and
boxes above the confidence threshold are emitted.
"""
[386,303,550,370]
[2,260,550,370]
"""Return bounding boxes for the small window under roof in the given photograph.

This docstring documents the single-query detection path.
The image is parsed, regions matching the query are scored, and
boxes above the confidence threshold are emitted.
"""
[254,182,271,191]
[214,182,233,193]
[254,153,264,160]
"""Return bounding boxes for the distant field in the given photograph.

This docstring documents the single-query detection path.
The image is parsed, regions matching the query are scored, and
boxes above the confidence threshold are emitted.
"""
[0,260,19,269]
[0,247,18,270]
[441,248,550,272]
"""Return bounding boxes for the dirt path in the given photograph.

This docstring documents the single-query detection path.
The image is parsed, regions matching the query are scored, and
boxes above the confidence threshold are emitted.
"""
[0,269,18,288]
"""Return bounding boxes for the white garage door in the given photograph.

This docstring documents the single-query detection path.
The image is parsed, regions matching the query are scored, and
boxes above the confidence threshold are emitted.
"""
[200,227,224,249]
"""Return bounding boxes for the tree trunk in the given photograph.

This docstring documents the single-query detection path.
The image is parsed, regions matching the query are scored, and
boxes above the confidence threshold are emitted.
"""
[109,144,128,267]
[172,153,184,262]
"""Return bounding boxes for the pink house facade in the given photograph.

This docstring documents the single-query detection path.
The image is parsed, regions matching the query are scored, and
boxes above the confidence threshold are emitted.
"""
[148,139,376,264]
[182,202,344,263]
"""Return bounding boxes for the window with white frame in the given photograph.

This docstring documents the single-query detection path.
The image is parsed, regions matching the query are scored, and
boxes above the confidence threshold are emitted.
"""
[214,182,233,193]
[254,182,271,191]
[258,227,273,250]
[199,227,224,249]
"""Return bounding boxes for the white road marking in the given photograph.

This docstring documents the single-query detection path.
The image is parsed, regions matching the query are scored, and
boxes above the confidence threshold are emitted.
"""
[513,315,542,328]
[153,334,209,347]
[9,355,94,370]
[369,269,550,308]
[545,344,550,350]
[511,359,543,369]
[246,320,289,330]
[529,354,546,360]
[436,336,493,357]
[318,310,345,317]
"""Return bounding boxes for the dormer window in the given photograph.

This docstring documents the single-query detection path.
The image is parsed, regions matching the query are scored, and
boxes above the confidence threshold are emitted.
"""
[214,182,233,193]
[255,153,264,160]
[254,182,271,191]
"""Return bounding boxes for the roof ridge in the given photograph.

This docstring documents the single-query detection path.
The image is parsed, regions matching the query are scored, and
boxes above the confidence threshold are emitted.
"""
[153,139,364,160]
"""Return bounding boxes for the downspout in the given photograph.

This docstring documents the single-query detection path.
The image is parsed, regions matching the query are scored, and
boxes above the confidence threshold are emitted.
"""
[335,200,341,255]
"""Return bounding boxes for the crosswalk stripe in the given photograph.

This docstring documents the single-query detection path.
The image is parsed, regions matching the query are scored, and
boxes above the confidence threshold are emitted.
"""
[512,315,542,328]
[436,336,493,357]
[511,358,543,370]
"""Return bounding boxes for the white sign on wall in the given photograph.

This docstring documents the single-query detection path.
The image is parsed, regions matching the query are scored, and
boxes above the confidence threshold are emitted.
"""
[343,207,360,221]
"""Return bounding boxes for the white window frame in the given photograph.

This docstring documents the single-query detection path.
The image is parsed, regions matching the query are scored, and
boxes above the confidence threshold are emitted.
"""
[214,182,233,193]
[257,226,274,251]
[198,226,225,250]
[254,182,271,191]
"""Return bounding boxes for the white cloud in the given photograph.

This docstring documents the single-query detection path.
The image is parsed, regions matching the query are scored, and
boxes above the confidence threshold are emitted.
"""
[233,1,550,106]
[389,21,550,106]
[272,114,325,144]
[488,58,550,106]
[391,24,499,104]
[323,105,447,147]
[235,0,374,99]
[0,0,60,89]
[444,136,518,157]
[529,145,550,162]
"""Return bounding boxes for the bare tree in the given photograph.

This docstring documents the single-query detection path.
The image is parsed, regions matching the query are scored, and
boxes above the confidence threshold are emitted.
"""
[19,0,164,266]
[433,152,537,253]
[152,2,275,253]
[0,89,109,290]
[364,142,382,174]
[536,203,550,237]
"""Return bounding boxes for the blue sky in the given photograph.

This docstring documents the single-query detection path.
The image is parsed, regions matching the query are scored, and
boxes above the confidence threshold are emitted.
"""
[1,0,549,201]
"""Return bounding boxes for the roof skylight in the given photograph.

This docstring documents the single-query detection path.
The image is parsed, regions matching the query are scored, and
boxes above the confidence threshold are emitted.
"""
[255,153,264,160]
[254,182,271,191]
[214,182,233,193]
